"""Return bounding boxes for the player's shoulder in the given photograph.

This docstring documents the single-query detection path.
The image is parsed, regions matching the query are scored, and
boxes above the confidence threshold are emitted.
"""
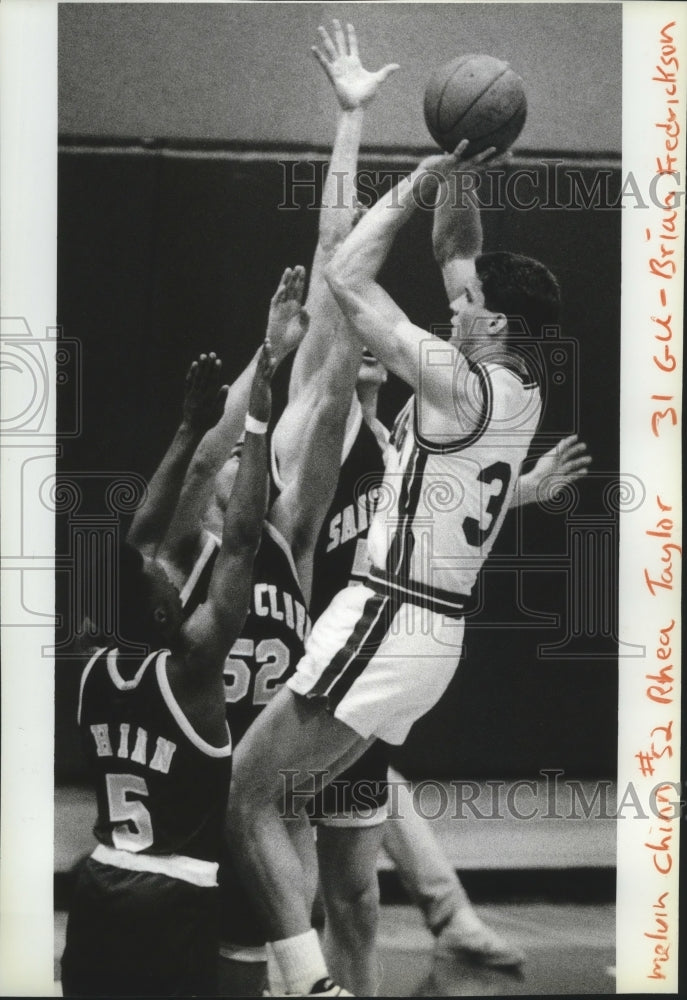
[484,352,540,392]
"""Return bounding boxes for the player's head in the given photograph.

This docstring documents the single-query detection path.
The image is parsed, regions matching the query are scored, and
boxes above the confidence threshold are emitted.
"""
[447,251,559,360]
[475,251,560,339]
[114,543,183,647]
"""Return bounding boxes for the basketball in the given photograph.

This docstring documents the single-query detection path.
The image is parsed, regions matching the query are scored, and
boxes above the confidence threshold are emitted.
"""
[424,54,527,156]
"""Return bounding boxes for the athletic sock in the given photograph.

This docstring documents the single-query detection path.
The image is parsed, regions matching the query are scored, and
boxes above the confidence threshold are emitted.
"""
[266,942,287,995]
[270,929,328,995]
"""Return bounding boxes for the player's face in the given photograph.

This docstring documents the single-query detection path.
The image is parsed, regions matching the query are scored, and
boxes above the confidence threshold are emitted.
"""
[142,558,183,640]
[449,277,502,357]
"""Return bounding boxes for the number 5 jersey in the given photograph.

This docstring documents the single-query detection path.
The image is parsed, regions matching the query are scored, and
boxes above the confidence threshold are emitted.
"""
[77,647,232,868]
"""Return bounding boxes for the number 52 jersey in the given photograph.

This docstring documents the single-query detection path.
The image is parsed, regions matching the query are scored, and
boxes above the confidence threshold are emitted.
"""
[366,361,542,615]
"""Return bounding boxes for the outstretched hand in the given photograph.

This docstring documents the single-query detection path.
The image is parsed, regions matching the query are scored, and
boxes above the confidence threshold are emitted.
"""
[266,266,309,361]
[312,19,399,110]
[418,139,511,178]
[182,353,229,432]
[247,339,275,425]
[532,434,592,501]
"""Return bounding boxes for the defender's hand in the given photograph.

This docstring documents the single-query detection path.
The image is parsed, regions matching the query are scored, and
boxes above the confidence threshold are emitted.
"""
[312,19,399,110]
[417,140,507,177]
[533,435,592,501]
[266,266,309,361]
[182,353,229,432]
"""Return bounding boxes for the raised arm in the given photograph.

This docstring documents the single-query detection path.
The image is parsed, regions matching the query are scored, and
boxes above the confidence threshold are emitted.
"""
[126,353,227,557]
[324,143,497,398]
[288,19,399,399]
[160,269,306,565]
[181,341,274,669]
[189,267,307,477]
[511,435,592,507]
[268,370,354,606]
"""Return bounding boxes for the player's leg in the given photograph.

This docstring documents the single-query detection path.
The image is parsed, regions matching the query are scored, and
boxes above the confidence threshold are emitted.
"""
[383,767,525,967]
[228,685,371,994]
[317,823,386,996]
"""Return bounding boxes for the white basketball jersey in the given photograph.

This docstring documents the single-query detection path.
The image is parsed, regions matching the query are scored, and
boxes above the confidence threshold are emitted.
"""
[366,360,541,615]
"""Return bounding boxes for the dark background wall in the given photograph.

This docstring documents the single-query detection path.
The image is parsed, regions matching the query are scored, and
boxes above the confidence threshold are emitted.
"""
[55,3,621,781]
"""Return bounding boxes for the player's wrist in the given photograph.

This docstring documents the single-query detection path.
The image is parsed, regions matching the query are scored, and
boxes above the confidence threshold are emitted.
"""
[177,418,206,439]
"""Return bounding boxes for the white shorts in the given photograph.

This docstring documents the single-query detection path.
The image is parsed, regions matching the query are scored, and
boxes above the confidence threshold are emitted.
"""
[287,584,465,745]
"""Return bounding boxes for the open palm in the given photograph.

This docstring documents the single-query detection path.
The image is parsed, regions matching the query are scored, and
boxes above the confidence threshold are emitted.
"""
[312,19,399,110]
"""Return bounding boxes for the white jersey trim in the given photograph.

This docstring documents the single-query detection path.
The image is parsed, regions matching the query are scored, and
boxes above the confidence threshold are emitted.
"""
[92,843,219,888]
[107,647,159,690]
[156,652,232,758]
[341,393,363,464]
[263,519,300,588]
[77,646,108,725]
[414,362,493,454]
[179,532,221,609]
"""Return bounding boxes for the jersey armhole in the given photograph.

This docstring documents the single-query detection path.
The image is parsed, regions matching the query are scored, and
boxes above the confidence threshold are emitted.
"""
[156,651,232,758]
[77,647,108,725]
[413,362,493,454]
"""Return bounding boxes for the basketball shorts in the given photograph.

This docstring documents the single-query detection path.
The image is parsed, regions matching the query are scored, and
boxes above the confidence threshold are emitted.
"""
[60,856,219,996]
[217,845,268,960]
[287,584,465,745]
[309,739,391,827]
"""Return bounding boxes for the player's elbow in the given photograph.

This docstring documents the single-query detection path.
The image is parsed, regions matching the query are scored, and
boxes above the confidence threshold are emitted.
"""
[324,253,355,304]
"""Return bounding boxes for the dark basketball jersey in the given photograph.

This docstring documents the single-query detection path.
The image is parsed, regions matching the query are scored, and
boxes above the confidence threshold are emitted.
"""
[310,408,387,621]
[179,522,310,747]
[223,521,310,744]
[78,647,232,863]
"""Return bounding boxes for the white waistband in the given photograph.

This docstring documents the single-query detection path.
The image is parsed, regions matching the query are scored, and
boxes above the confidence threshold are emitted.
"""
[92,843,218,887]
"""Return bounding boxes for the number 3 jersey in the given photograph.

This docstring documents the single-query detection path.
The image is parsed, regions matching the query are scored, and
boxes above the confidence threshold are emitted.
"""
[366,361,542,615]
[181,521,310,746]
[77,647,232,863]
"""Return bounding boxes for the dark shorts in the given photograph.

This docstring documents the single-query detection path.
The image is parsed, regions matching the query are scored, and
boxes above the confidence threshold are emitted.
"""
[218,846,268,951]
[309,739,390,825]
[61,857,219,996]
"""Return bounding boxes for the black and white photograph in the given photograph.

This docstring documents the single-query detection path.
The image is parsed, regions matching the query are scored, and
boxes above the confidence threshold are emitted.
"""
[0,1,682,996]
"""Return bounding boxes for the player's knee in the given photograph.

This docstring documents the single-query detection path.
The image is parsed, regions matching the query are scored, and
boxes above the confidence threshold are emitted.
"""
[325,877,380,936]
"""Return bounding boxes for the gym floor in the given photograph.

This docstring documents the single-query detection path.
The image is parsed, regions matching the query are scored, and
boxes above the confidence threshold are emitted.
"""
[53,780,616,996]
[53,902,615,996]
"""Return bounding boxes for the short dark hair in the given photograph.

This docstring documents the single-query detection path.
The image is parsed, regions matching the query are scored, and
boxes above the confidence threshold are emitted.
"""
[85,543,166,648]
[475,251,561,338]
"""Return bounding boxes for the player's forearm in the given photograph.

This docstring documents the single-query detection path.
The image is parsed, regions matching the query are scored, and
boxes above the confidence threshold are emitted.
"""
[509,472,535,508]
[318,108,364,252]
[278,389,352,605]
[127,421,203,553]
[290,111,364,398]
[276,316,361,486]
[222,430,268,552]
[329,164,429,287]
[432,172,483,266]
[189,336,291,478]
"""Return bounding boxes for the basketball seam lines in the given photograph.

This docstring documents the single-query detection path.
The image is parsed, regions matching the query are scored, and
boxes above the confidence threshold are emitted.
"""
[436,64,511,137]
[468,101,527,143]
